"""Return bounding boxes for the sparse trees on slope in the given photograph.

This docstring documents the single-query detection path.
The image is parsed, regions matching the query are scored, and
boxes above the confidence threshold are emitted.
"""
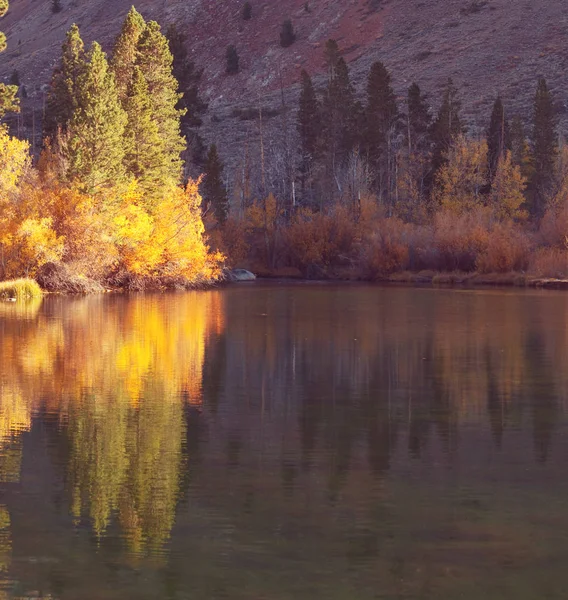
[530,77,557,217]
[66,42,127,191]
[43,24,85,139]
[202,144,229,225]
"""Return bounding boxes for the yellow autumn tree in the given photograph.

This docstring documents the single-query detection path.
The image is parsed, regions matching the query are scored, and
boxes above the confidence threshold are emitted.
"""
[0,128,65,279]
[489,151,527,220]
[434,136,488,214]
[115,179,223,280]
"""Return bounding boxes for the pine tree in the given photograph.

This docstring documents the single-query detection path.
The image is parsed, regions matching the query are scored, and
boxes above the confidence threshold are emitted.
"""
[44,24,85,139]
[9,69,19,87]
[364,61,398,193]
[297,69,320,191]
[242,2,252,20]
[431,78,464,177]
[323,39,340,81]
[111,6,146,101]
[403,83,433,211]
[66,42,127,191]
[123,66,164,202]
[202,144,229,225]
[280,19,296,48]
[530,77,557,217]
[320,57,356,200]
[166,24,207,129]
[0,0,19,118]
[226,45,239,75]
[166,24,207,173]
[407,82,431,153]
[136,20,185,187]
[486,96,511,183]
[51,0,62,13]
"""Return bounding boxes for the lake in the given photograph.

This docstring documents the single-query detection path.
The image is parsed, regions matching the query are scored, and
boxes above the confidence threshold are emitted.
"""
[1,282,568,599]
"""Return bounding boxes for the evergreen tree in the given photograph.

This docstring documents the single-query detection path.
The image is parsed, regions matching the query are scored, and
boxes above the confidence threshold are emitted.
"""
[123,66,164,201]
[297,69,320,190]
[51,0,62,13]
[166,24,207,128]
[407,82,432,153]
[486,96,511,183]
[0,0,19,118]
[280,19,296,48]
[136,20,185,187]
[202,144,229,224]
[320,57,357,199]
[166,24,207,172]
[364,61,398,192]
[111,6,146,101]
[530,77,557,217]
[242,2,252,20]
[225,45,239,75]
[66,42,127,191]
[9,69,19,87]
[431,78,464,177]
[44,24,85,139]
[323,39,340,81]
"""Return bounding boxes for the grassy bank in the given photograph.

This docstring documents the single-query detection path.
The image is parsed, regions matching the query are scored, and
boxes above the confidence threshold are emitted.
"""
[0,278,43,300]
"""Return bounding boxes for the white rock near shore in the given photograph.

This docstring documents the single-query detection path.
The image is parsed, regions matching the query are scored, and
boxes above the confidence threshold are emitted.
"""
[226,269,256,282]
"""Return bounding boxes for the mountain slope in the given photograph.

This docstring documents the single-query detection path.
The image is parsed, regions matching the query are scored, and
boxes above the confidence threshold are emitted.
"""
[1,0,567,153]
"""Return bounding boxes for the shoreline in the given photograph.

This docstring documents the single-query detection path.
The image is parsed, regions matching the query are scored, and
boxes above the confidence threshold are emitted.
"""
[249,269,568,290]
[2,270,568,300]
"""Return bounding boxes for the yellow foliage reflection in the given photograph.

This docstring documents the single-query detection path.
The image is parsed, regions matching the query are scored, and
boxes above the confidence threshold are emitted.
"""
[0,291,224,559]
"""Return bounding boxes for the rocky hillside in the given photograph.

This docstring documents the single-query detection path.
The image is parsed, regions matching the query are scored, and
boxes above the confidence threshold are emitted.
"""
[1,0,568,158]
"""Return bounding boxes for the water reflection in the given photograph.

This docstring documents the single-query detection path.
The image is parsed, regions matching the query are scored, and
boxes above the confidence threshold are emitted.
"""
[0,285,568,599]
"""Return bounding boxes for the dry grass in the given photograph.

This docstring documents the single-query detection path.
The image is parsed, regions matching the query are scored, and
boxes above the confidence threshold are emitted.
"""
[0,278,43,300]
[528,247,568,279]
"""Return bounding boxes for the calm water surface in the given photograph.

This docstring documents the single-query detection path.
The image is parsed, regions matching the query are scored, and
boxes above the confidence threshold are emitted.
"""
[1,283,568,599]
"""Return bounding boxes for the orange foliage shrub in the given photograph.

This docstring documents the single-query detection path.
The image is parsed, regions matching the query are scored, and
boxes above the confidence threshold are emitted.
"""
[359,217,410,277]
[208,217,249,268]
[539,204,568,248]
[476,222,531,273]
[283,204,357,274]
[433,209,490,271]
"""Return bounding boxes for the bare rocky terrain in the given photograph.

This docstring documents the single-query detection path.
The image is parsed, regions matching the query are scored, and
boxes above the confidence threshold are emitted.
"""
[1,0,567,167]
